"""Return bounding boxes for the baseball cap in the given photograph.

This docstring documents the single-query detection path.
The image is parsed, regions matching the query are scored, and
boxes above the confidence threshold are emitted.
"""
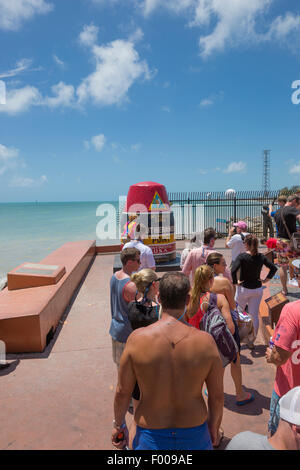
[233,221,247,231]
[279,386,300,426]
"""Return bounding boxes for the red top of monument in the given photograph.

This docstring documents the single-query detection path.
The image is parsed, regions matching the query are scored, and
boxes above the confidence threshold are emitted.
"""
[125,181,170,212]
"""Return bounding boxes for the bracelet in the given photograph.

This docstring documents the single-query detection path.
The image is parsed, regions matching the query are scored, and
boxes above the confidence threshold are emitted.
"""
[113,419,126,430]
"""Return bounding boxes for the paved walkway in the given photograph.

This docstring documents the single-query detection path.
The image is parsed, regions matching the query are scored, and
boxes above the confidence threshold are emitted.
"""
[0,243,277,450]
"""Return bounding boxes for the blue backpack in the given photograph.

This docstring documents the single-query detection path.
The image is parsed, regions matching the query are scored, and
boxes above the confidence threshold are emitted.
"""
[200,293,238,367]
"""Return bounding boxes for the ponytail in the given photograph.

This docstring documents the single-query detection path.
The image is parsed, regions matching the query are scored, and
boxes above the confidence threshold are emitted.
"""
[244,234,258,256]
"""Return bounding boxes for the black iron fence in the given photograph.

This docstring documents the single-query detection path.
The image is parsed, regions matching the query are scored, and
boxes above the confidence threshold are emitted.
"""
[168,190,281,238]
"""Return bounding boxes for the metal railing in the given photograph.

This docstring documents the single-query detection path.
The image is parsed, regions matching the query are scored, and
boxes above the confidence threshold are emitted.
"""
[168,190,281,238]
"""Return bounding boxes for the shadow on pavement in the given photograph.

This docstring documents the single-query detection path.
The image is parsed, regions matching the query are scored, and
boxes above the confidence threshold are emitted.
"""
[224,388,271,416]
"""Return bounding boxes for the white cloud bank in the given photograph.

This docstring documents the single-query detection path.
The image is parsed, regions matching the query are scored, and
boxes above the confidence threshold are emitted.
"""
[290,162,300,174]
[141,0,300,57]
[0,0,53,31]
[223,161,247,174]
[77,24,153,107]
[9,174,48,188]
[0,25,153,115]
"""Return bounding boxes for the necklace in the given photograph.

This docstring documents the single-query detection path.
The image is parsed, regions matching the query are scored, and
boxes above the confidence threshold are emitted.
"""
[161,313,190,348]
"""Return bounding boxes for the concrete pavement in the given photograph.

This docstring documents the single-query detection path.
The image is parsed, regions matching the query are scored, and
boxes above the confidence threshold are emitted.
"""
[0,242,277,450]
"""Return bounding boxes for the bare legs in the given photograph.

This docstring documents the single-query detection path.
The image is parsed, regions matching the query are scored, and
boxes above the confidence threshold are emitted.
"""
[279,265,288,295]
[230,354,249,402]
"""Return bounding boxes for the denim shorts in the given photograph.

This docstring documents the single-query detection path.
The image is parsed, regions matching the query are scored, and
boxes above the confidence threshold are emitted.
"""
[268,389,280,436]
[132,422,213,450]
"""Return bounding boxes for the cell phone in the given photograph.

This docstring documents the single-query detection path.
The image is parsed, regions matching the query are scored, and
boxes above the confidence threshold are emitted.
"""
[115,431,124,443]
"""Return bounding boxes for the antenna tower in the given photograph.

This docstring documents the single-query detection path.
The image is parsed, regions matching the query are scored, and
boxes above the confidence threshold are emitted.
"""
[262,149,271,194]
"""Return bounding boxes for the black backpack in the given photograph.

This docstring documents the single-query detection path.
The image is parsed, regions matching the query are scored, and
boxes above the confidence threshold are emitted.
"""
[128,293,159,330]
[200,293,238,368]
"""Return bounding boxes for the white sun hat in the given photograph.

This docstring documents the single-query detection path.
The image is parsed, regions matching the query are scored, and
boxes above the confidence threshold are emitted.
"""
[279,386,300,426]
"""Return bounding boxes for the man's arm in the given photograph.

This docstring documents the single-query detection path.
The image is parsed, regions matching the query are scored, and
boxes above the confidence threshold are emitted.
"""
[112,336,137,448]
[205,337,224,447]
[225,228,236,249]
[231,255,242,286]
[265,345,293,367]
[182,250,192,276]
[217,294,235,334]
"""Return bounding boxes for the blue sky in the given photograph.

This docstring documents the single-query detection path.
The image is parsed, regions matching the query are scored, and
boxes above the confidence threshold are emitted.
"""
[1,0,300,202]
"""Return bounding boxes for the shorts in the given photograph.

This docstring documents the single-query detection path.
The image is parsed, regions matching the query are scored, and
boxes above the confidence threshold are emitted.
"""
[111,338,126,369]
[268,389,280,436]
[132,422,213,450]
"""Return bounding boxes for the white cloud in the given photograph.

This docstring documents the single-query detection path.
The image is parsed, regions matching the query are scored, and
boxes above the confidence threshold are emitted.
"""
[79,23,99,47]
[88,134,106,152]
[0,144,19,160]
[43,82,75,108]
[140,1,300,57]
[0,85,41,115]
[161,105,171,112]
[0,143,19,175]
[142,0,193,16]
[0,58,33,79]
[0,0,53,31]
[131,143,141,151]
[199,98,213,107]
[290,162,300,174]
[223,161,247,174]
[9,174,48,188]
[53,54,65,67]
[77,26,153,106]
[267,12,300,40]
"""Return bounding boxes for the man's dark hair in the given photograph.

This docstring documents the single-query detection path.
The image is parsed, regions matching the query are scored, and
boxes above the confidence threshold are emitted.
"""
[278,195,287,204]
[203,227,216,245]
[120,247,140,266]
[287,194,300,204]
[159,272,190,310]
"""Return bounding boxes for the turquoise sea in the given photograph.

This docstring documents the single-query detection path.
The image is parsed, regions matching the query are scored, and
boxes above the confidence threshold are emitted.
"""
[0,201,119,285]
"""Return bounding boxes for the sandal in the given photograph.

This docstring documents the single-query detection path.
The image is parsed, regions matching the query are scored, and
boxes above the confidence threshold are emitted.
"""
[236,392,254,406]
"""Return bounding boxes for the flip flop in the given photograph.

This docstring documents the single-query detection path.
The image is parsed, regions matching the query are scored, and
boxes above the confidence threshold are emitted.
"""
[236,392,254,406]
[213,427,224,448]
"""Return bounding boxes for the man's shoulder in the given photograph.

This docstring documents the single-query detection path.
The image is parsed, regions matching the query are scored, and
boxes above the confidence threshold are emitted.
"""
[281,299,300,319]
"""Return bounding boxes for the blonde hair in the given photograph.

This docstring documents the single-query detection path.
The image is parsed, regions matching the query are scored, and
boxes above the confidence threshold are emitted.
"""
[187,265,214,318]
[131,269,158,294]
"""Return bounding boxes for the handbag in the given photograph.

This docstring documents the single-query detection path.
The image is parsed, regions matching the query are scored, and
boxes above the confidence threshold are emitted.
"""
[200,293,239,368]
[280,209,300,252]
[234,307,255,343]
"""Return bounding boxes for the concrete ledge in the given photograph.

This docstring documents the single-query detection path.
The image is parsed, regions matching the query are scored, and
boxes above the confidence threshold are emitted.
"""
[0,240,96,353]
[96,245,121,254]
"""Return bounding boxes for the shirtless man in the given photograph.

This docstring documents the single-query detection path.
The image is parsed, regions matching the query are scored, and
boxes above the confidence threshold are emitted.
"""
[112,272,224,450]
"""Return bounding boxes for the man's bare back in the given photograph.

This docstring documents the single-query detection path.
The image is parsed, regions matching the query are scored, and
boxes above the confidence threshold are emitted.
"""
[122,314,223,429]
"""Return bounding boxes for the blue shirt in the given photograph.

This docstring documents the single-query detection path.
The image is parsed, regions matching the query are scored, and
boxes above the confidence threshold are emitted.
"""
[109,274,133,343]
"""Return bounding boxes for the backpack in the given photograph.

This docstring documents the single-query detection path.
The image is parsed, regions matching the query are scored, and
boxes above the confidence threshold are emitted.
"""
[128,293,159,330]
[199,293,239,368]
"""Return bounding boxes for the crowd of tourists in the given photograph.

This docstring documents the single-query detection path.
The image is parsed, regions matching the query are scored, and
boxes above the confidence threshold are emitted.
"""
[109,194,300,451]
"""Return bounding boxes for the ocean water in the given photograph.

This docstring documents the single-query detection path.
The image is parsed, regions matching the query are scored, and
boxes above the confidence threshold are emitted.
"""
[0,199,267,287]
[0,201,119,285]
